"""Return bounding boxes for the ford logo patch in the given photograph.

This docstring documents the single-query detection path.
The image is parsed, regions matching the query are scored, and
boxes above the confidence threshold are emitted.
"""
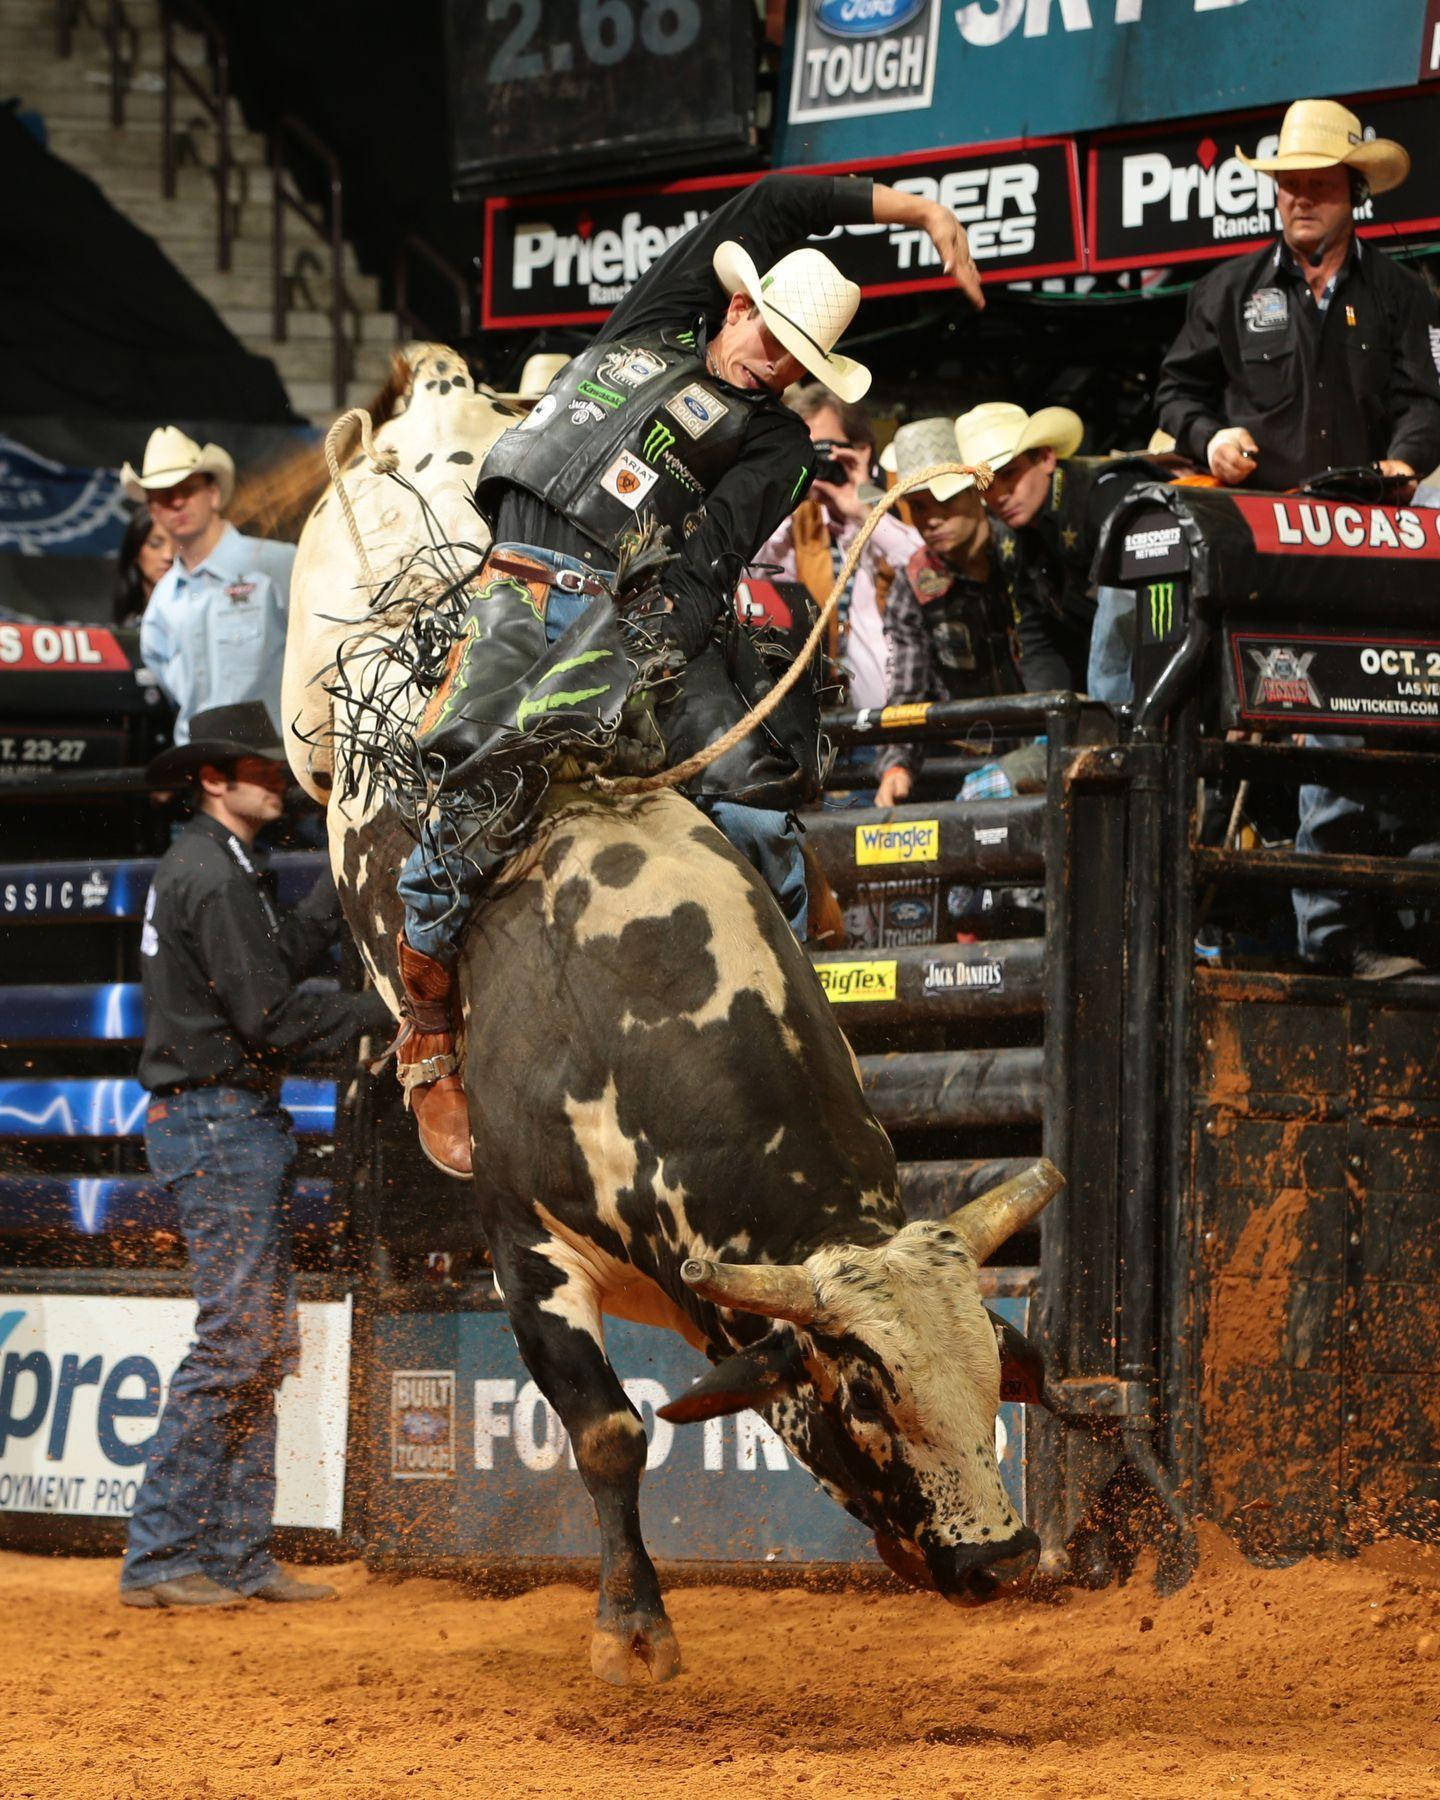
[814,0,925,39]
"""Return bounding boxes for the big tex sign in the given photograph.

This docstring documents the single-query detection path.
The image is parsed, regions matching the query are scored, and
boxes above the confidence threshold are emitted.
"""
[778,0,1434,164]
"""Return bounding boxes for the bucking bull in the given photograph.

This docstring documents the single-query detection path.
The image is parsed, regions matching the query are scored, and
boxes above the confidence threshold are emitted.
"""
[280,343,1065,1686]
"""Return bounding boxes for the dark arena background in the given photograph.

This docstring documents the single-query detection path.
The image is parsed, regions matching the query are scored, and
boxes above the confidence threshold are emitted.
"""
[3,1,1440,1793]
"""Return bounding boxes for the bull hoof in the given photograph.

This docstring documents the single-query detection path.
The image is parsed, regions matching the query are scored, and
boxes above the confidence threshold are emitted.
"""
[589,1616,682,1687]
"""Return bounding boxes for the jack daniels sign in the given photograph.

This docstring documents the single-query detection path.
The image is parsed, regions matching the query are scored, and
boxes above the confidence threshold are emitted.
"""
[482,140,1082,329]
[1088,90,1440,272]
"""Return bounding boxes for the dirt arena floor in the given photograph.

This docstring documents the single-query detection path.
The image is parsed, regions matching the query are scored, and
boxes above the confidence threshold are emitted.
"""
[1,1529,1437,1799]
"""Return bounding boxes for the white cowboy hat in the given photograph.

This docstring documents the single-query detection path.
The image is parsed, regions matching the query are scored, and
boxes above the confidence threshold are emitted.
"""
[879,417,974,502]
[1237,99,1409,197]
[712,242,871,404]
[954,402,1084,479]
[492,351,571,409]
[121,426,235,506]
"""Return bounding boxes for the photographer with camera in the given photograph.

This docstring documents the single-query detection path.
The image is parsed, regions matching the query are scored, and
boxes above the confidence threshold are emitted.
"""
[754,383,924,748]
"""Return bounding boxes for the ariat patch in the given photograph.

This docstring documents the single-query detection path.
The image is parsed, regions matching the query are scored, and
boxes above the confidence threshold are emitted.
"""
[1244,286,1289,333]
[600,450,659,510]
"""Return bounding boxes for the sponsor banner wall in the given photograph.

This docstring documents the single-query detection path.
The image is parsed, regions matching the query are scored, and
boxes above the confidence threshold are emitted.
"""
[482,140,1083,327]
[1088,91,1440,270]
[0,1295,350,1529]
[777,0,1431,166]
[375,1304,1029,1563]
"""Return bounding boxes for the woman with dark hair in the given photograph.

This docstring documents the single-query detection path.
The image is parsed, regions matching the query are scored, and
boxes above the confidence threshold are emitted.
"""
[113,508,174,627]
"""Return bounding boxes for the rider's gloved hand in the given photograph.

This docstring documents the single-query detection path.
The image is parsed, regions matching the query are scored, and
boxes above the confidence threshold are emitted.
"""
[1206,427,1260,486]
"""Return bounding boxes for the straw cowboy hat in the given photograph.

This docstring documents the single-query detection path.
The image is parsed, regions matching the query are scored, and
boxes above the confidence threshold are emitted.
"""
[492,352,571,409]
[147,701,286,785]
[953,402,1084,482]
[1237,99,1410,196]
[712,242,871,403]
[121,426,236,506]
[880,417,974,502]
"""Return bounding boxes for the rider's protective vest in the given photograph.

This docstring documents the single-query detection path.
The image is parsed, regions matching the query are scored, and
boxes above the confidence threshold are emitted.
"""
[475,331,753,553]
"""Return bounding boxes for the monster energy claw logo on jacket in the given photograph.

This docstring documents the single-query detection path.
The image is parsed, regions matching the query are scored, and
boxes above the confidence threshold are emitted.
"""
[475,330,750,554]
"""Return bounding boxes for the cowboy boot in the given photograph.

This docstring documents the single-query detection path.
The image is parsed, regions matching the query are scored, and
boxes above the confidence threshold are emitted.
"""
[395,932,472,1179]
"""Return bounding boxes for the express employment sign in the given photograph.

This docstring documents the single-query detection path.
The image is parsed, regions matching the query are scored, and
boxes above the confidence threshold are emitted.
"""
[776,0,1436,165]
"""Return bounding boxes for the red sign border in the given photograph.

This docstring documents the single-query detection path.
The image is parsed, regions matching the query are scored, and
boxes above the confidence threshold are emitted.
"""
[1085,85,1440,274]
[482,135,1085,330]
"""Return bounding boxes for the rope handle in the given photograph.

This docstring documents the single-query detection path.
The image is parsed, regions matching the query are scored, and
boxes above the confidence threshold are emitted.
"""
[592,461,993,797]
[324,406,400,592]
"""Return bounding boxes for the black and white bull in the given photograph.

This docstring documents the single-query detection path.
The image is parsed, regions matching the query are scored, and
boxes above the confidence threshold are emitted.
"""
[284,344,1064,1687]
[338,790,1061,1685]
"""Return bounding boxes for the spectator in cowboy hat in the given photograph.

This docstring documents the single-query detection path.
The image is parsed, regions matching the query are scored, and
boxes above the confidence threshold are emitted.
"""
[128,426,297,744]
[1159,99,1440,979]
[1156,98,1440,495]
[120,702,392,1609]
[870,416,1018,808]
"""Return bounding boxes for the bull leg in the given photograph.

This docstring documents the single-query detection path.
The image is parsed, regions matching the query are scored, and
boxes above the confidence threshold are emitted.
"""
[495,1242,681,1688]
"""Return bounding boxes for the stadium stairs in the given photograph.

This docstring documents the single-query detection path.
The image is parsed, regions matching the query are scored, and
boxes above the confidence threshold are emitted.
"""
[5,0,399,422]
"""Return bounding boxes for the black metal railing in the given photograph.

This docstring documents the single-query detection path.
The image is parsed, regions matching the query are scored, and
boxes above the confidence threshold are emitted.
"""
[55,0,135,127]
[395,234,473,345]
[159,0,234,271]
[272,114,349,409]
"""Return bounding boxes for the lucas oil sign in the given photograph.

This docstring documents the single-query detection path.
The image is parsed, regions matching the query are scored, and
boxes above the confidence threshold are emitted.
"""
[371,1304,1029,1564]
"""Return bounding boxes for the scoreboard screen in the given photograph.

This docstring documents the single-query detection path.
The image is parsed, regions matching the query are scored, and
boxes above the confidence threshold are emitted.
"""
[446,0,759,196]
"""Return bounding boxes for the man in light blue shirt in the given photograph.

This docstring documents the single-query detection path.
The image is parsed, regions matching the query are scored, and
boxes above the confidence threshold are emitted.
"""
[127,426,296,744]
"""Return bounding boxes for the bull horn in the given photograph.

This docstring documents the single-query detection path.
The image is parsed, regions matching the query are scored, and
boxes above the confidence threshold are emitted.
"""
[680,1257,817,1326]
[946,1159,1066,1264]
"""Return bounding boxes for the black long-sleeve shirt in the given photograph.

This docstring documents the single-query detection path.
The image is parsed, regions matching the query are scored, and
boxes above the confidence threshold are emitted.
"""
[1156,237,1440,492]
[494,172,875,659]
[138,811,391,1092]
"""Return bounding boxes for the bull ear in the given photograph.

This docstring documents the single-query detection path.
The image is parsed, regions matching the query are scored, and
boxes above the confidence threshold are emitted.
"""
[947,1159,1066,1264]
[658,1338,801,1425]
[988,1309,1047,1406]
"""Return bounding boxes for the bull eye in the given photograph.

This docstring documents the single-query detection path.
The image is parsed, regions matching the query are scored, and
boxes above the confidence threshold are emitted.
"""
[847,1378,884,1423]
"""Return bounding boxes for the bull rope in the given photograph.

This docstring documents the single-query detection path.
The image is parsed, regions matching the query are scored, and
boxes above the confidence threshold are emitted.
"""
[323,406,400,593]
[590,459,993,796]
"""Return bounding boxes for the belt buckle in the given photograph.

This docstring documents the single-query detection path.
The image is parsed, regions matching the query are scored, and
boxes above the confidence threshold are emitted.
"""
[553,567,588,594]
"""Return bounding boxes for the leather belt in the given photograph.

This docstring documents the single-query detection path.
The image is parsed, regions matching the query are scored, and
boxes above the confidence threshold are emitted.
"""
[487,552,610,598]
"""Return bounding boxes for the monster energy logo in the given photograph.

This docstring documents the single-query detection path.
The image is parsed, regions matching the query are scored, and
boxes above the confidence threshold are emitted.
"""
[643,422,676,463]
[1148,582,1176,637]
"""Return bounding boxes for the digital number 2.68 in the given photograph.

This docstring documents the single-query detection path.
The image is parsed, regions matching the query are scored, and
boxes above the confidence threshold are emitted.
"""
[488,0,700,81]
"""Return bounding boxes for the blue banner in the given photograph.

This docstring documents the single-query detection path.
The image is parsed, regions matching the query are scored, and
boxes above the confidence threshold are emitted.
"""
[372,1301,1029,1565]
[777,0,1431,167]
[0,1078,335,1140]
[0,433,131,557]
[0,1174,334,1235]
[0,852,326,924]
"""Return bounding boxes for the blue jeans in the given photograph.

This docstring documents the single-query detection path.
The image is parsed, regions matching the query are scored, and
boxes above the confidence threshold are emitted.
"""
[121,1086,299,1595]
[1087,584,1136,705]
[399,543,808,956]
[1293,734,1440,961]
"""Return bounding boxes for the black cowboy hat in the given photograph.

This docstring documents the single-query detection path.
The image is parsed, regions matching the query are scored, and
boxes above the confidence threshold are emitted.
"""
[147,701,287,785]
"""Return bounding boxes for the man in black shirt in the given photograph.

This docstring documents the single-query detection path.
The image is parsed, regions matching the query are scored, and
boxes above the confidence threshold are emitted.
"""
[1156,100,1440,494]
[1158,101,1440,976]
[121,702,390,1608]
[393,172,985,1176]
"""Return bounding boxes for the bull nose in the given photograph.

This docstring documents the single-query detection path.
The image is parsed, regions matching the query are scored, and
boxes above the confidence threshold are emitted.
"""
[927,1525,1040,1599]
